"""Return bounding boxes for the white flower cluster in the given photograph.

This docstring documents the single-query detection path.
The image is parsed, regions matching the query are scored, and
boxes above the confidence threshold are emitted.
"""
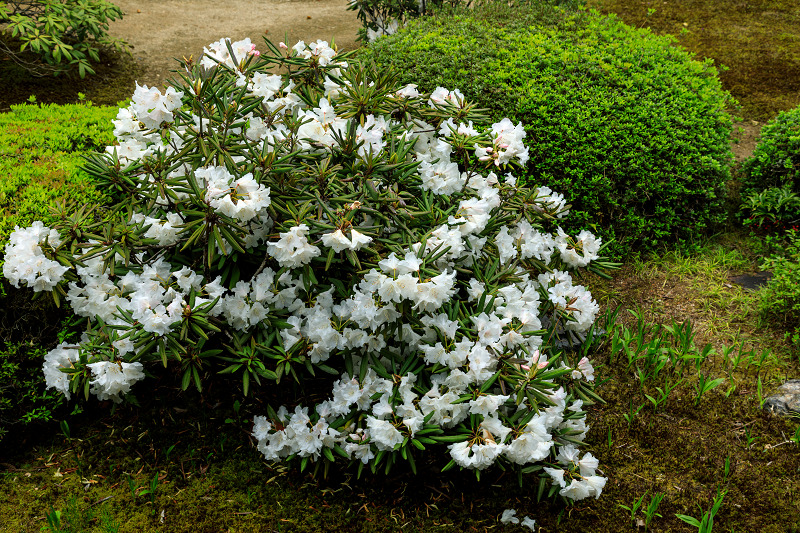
[109,84,184,162]
[266,224,321,269]
[543,443,606,500]
[249,191,598,483]
[501,509,536,531]
[196,166,271,222]
[4,38,608,499]
[87,360,146,402]
[131,212,183,246]
[130,83,183,129]
[475,118,530,167]
[292,40,337,66]
[3,221,68,291]
[538,271,600,332]
[42,342,145,402]
[202,37,259,69]
[366,18,401,42]
[556,228,602,268]
[66,256,187,336]
[42,342,80,399]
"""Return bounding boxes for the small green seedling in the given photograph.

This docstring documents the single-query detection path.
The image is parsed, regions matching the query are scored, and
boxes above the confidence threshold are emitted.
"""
[619,490,648,524]
[676,487,727,533]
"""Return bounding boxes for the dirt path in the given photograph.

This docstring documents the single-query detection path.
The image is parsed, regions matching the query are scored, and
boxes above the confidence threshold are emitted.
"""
[108,0,363,88]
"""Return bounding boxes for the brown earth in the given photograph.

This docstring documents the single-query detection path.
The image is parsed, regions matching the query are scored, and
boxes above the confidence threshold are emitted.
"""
[108,0,363,89]
[731,120,761,164]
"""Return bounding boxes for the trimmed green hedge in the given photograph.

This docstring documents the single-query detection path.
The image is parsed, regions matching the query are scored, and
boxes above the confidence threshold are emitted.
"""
[363,5,734,255]
[0,102,116,440]
[742,105,800,197]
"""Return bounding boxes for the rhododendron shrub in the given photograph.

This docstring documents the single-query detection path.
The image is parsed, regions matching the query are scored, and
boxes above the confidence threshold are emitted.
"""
[3,38,615,501]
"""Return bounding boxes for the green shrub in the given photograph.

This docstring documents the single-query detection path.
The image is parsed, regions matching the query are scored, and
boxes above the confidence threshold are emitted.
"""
[4,39,612,491]
[741,186,800,232]
[741,105,800,198]
[0,0,128,77]
[363,4,734,256]
[0,101,116,440]
[760,230,800,355]
[347,0,584,42]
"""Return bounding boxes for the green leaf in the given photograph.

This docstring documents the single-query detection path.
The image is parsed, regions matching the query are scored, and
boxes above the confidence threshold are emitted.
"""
[181,368,192,391]
[429,434,470,443]
[675,514,702,527]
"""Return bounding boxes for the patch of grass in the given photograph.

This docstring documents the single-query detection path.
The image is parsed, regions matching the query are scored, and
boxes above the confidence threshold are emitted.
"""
[584,0,800,121]
[608,234,783,356]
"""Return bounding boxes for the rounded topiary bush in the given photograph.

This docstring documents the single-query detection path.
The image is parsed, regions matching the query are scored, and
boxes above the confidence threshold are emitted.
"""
[742,106,800,196]
[363,6,734,256]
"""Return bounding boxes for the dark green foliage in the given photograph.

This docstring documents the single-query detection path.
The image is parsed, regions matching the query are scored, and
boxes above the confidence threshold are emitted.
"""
[741,105,800,197]
[741,186,800,232]
[0,0,128,77]
[0,102,116,441]
[363,4,734,256]
[0,340,66,441]
[760,230,800,353]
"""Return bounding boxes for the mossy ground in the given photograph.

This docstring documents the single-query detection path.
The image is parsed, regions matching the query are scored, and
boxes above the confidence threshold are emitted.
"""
[2,0,800,531]
[584,0,800,122]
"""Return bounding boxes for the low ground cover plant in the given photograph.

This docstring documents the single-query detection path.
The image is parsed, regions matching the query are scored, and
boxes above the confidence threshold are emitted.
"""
[0,100,116,246]
[363,3,734,256]
[0,0,128,77]
[3,37,616,499]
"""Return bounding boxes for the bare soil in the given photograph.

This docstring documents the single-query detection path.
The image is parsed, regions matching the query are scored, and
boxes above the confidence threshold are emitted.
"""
[108,0,363,89]
[730,120,762,164]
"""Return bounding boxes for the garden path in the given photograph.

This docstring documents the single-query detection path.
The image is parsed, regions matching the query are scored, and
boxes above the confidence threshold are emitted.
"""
[108,0,362,88]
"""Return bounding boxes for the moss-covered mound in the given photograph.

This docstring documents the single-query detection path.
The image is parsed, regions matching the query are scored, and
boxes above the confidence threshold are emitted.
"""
[363,5,734,256]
